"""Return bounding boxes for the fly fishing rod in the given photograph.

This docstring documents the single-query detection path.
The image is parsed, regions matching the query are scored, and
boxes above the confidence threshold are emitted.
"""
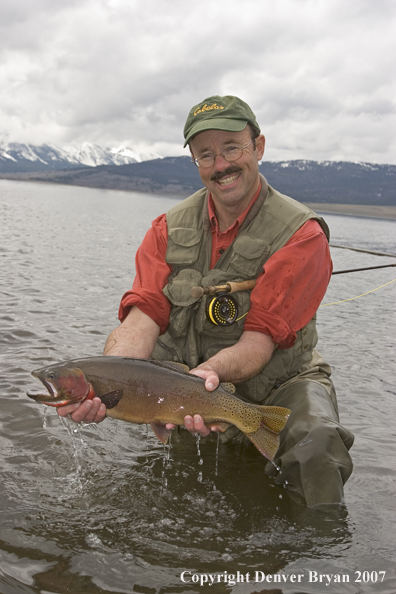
[190,280,256,299]
[191,263,396,296]
[331,263,396,275]
[191,264,396,326]
[330,244,396,258]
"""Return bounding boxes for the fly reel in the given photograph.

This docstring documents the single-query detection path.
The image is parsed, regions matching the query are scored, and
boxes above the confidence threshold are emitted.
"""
[206,293,238,326]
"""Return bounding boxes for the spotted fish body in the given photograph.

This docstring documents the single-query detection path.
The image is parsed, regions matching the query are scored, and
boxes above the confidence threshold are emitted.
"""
[27,356,290,461]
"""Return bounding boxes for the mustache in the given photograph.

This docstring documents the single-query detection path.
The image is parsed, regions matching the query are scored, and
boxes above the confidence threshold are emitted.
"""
[211,166,242,182]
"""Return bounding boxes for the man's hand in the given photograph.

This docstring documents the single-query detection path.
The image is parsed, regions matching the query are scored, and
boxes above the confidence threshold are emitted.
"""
[57,397,107,424]
[189,363,220,391]
[58,306,161,425]
[165,365,221,437]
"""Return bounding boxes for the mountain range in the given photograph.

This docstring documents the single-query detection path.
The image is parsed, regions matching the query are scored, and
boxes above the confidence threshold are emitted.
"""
[0,141,160,172]
[0,141,395,206]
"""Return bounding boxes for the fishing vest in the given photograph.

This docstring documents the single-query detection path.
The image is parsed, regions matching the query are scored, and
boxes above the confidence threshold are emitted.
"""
[151,176,330,404]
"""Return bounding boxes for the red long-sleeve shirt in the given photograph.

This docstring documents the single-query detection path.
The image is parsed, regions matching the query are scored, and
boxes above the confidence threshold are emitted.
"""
[119,195,332,350]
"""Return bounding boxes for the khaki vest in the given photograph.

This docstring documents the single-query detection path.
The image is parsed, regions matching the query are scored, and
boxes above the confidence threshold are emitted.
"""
[151,176,330,404]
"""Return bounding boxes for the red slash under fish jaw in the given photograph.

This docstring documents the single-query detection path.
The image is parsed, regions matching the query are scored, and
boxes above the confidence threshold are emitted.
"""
[86,383,96,400]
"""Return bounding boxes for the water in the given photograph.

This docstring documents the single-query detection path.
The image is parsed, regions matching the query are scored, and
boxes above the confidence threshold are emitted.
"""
[0,179,395,593]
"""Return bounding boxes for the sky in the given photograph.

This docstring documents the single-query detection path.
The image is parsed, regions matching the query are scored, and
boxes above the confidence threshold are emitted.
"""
[1,0,395,164]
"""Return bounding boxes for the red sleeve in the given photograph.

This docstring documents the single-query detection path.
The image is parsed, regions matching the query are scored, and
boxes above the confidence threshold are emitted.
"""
[244,219,332,349]
[118,214,171,334]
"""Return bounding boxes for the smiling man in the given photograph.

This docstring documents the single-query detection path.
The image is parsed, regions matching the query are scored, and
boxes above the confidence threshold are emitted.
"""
[58,95,354,506]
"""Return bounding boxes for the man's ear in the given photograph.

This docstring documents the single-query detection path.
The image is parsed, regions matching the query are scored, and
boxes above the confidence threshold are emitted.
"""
[256,134,265,161]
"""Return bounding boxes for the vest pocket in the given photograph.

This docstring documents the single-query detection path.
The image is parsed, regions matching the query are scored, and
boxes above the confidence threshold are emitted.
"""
[229,236,271,276]
[166,228,203,264]
[163,268,202,338]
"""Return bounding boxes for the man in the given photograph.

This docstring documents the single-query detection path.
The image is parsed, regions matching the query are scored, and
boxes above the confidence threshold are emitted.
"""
[59,95,354,506]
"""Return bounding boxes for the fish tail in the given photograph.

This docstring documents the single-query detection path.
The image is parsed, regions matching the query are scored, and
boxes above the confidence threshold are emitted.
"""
[259,405,291,434]
[245,424,280,461]
[245,405,290,461]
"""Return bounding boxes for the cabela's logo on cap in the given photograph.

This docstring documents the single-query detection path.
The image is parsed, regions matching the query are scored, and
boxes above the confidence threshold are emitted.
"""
[193,103,225,117]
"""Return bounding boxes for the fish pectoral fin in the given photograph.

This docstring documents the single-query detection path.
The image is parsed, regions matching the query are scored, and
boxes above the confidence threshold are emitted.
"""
[99,389,123,409]
[150,422,172,445]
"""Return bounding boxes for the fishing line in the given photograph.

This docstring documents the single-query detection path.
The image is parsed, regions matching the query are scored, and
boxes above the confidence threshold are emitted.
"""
[320,278,396,307]
[237,276,396,314]
[235,311,248,322]
[330,244,396,258]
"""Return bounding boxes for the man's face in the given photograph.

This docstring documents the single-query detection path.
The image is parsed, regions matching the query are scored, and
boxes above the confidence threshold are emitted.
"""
[189,127,265,213]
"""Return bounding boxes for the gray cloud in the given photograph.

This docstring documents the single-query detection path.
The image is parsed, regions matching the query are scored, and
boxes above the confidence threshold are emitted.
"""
[0,0,395,164]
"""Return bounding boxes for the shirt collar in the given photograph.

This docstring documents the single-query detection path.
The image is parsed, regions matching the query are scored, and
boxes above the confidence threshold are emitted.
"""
[208,181,262,234]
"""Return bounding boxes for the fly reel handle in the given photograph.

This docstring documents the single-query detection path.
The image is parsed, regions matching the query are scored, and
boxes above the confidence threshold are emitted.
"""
[191,279,256,300]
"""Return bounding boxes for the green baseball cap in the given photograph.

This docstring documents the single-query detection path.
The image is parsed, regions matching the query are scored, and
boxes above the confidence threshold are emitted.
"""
[183,95,260,147]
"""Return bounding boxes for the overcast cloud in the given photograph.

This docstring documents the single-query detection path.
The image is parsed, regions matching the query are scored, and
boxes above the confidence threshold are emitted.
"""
[1,0,395,164]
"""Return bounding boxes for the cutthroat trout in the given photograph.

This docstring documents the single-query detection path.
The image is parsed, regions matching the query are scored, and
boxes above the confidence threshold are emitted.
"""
[27,356,290,461]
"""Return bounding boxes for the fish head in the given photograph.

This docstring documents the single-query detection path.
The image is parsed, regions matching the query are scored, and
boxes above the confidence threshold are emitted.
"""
[27,362,91,407]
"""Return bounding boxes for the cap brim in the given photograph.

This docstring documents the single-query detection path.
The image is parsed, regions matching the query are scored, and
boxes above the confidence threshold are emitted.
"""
[183,118,248,147]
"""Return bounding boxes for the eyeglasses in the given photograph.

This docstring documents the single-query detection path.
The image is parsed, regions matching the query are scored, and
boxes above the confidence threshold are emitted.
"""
[191,140,254,168]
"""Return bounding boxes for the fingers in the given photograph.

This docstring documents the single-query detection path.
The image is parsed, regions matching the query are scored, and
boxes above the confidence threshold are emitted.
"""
[184,414,211,437]
[189,368,219,391]
[165,417,222,435]
[57,397,106,424]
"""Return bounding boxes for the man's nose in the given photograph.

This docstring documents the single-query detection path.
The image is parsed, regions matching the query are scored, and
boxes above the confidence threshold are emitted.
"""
[212,153,229,170]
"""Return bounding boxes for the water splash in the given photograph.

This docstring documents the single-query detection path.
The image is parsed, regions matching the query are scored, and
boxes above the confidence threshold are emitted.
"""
[215,432,220,476]
[42,406,49,428]
[195,435,204,482]
[270,461,281,472]
[58,416,86,491]
[161,431,173,490]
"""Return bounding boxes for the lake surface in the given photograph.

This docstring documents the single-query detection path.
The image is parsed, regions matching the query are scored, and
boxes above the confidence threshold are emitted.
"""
[0,179,395,594]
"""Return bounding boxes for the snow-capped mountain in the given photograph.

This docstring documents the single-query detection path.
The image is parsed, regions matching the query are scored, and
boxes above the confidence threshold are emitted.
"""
[0,141,161,172]
[1,142,394,206]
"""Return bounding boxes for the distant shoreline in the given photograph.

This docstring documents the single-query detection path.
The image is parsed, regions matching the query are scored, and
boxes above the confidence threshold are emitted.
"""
[1,176,395,220]
[303,203,396,220]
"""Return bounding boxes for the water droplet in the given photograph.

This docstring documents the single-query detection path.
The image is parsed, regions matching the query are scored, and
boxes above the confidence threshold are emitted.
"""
[215,432,220,476]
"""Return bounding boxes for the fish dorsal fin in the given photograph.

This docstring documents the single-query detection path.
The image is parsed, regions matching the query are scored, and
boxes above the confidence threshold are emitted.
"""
[99,389,123,409]
[168,361,190,373]
[220,382,236,394]
[148,360,190,374]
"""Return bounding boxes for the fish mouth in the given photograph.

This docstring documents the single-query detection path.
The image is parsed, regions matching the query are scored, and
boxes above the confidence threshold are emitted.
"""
[27,373,63,404]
